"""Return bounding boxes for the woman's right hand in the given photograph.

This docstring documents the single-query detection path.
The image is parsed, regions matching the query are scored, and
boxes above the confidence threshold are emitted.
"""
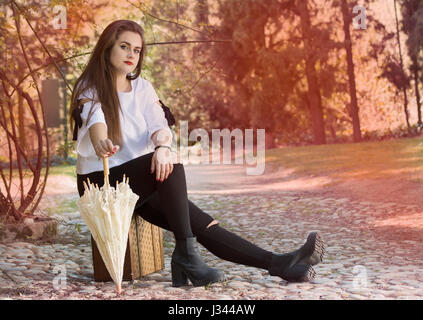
[93,138,120,159]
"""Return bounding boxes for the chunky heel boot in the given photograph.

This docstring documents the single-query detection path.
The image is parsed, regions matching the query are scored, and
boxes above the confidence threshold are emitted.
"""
[288,232,326,266]
[269,255,316,282]
[268,232,325,282]
[171,262,189,287]
[171,237,226,287]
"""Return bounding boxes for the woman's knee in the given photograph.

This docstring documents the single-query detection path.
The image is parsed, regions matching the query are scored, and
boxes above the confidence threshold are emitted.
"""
[172,162,184,171]
[167,162,185,179]
[206,220,219,229]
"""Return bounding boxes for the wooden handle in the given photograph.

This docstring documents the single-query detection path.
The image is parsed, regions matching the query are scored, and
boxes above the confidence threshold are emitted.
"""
[103,157,109,187]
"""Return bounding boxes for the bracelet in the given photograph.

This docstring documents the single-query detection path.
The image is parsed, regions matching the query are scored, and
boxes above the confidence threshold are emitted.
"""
[155,145,172,151]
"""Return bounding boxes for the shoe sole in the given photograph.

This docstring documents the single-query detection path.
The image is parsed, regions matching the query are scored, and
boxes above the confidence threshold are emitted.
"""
[300,264,316,282]
[299,232,326,266]
[282,263,316,283]
[191,275,227,287]
[171,262,226,287]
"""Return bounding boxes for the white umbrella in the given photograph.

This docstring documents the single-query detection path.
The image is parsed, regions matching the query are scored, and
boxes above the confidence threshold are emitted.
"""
[77,157,139,293]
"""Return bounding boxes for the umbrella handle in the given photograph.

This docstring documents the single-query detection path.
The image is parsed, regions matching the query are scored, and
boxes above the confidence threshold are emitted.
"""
[103,156,109,186]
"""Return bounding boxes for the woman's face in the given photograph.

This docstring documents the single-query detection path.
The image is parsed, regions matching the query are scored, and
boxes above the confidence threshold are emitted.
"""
[109,30,142,76]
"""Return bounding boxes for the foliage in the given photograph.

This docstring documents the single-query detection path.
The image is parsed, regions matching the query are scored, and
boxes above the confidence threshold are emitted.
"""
[2,0,422,225]
[380,59,411,91]
[266,134,423,184]
[0,0,105,222]
[139,0,416,145]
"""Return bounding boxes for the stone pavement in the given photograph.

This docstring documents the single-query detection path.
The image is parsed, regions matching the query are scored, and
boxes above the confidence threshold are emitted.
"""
[1,188,422,300]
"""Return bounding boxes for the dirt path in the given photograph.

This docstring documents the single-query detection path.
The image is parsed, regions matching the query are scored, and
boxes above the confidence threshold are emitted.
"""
[2,158,423,300]
[184,162,423,207]
[30,159,423,209]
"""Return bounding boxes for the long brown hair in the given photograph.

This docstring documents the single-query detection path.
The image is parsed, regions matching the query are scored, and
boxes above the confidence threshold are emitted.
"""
[69,20,146,148]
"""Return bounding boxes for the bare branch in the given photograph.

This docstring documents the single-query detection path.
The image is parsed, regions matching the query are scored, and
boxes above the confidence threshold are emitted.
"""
[187,55,222,95]
[10,0,73,92]
[126,0,211,38]
[11,4,48,215]
[148,39,232,46]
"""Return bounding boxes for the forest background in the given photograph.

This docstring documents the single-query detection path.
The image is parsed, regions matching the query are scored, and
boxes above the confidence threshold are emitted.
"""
[1,0,423,220]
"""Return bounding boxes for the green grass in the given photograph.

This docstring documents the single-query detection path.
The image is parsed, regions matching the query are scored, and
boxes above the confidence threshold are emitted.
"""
[265,136,423,183]
[9,162,77,180]
[6,136,423,202]
[44,198,78,216]
[4,161,78,217]
[46,164,77,178]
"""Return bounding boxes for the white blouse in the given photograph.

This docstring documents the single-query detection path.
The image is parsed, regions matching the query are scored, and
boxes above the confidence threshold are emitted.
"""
[74,77,173,175]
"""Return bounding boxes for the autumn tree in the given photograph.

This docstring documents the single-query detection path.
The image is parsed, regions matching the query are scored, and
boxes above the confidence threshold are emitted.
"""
[400,0,423,127]
[339,0,362,142]
[394,0,411,130]
[125,0,414,145]
[0,0,103,221]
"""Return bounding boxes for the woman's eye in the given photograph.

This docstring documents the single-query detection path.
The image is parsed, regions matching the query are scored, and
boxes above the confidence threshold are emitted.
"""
[134,50,140,54]
[121,45,127,50]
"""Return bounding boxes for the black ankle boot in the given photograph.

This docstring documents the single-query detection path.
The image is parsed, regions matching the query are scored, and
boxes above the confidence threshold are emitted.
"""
[268,232,326,282]
[284,232,326,266]
[171,237,226,287]
[269,255,316,282]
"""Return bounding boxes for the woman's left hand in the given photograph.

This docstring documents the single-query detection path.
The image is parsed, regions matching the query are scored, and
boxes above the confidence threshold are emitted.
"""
[151,147,174,182]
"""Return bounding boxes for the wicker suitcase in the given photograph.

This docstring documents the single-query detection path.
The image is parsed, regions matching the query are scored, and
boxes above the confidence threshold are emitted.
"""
[91,214,164,282]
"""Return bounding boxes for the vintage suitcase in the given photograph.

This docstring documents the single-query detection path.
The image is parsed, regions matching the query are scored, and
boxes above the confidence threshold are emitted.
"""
[91,214,164,282]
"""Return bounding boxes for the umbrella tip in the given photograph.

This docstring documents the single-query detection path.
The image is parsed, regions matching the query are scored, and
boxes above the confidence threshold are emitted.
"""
[116,283,122,294]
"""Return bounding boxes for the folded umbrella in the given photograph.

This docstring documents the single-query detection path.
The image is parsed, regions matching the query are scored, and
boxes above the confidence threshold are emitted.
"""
[77,157,139,293]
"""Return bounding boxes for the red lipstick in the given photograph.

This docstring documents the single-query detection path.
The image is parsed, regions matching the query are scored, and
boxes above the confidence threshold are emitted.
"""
[124,61,133,65]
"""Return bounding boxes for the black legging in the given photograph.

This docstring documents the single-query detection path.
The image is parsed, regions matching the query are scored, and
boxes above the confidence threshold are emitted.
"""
[76,152,273,271]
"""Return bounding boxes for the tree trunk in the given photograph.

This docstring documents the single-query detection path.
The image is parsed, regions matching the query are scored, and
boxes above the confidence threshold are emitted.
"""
[341,0,362,142]
[412,57,422,126]
[18,91,26,149]
[297,0,326,144]
[192,0,209,70]
[194,0,209,44]
[394,0,411,131]
[195,0,209,30]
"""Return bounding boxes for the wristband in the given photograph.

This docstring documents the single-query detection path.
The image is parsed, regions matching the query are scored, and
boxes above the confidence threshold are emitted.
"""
[155,145,171,151]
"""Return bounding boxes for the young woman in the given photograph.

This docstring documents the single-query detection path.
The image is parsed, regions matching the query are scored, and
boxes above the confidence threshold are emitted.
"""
[69,20,325,287]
